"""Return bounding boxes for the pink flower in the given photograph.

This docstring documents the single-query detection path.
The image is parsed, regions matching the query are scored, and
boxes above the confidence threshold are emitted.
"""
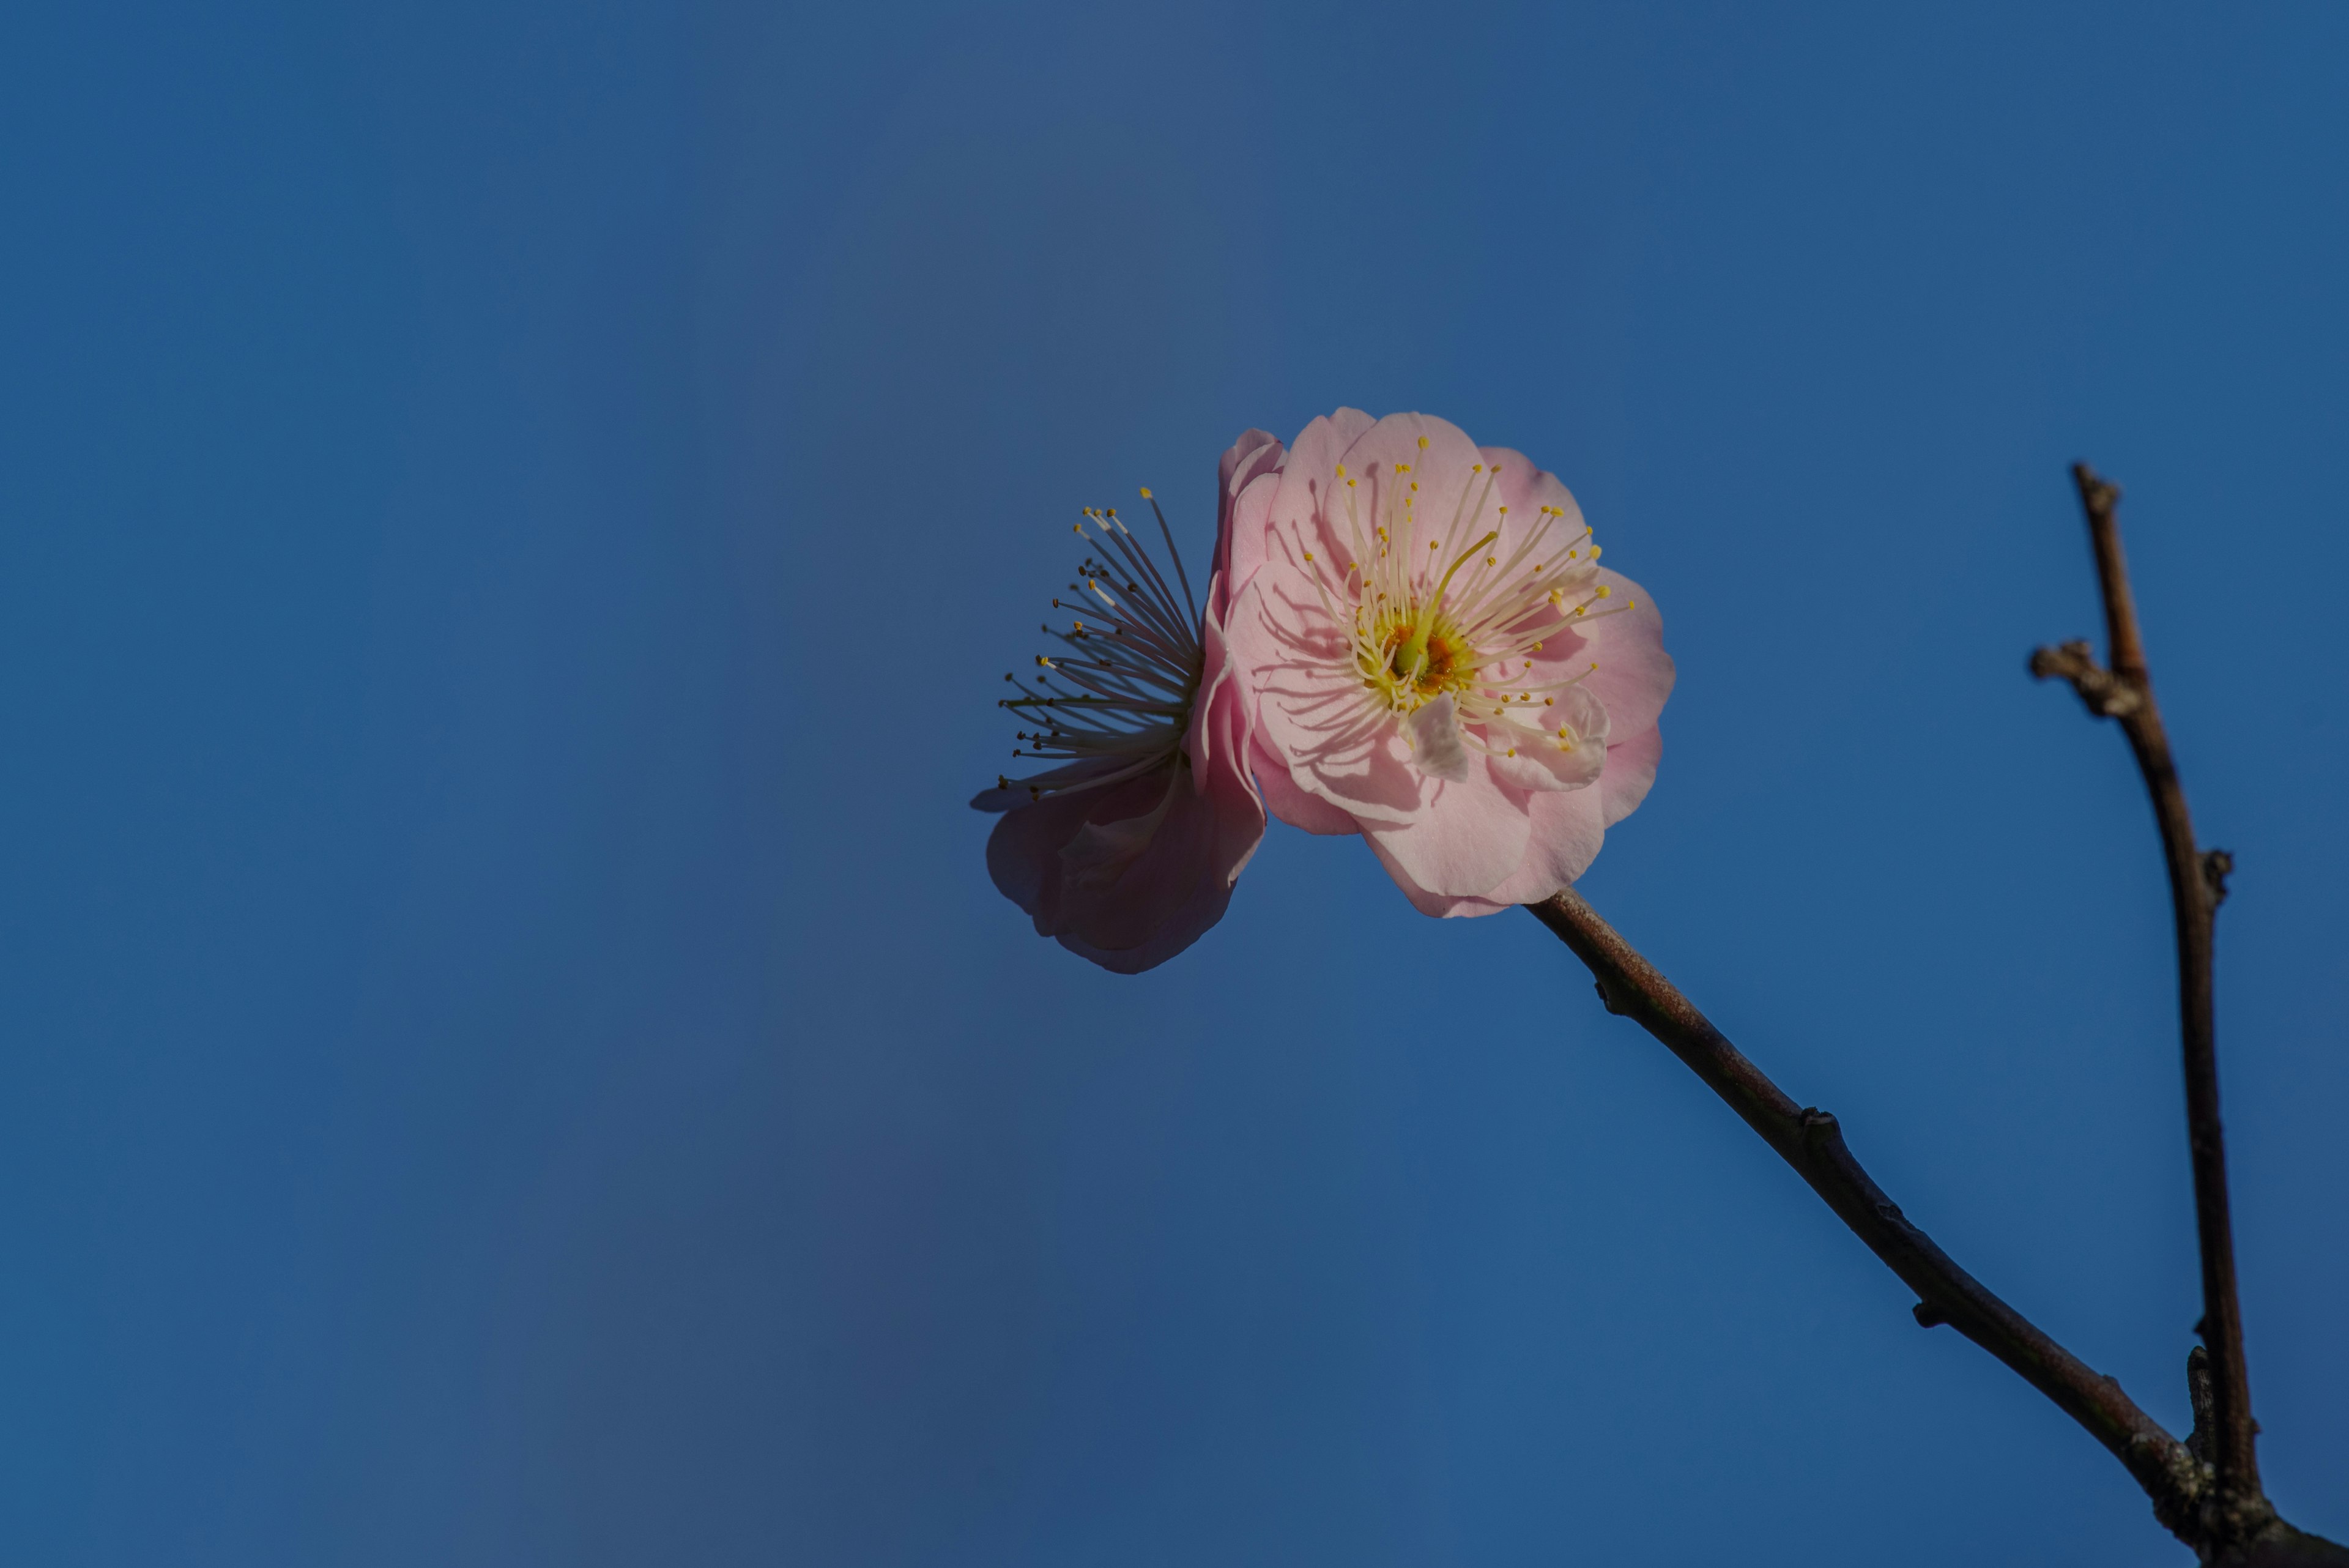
[1224,410,1674,915]
[971,454,1271,972]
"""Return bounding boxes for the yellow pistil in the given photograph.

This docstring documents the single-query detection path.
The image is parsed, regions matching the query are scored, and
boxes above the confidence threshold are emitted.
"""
[1376,530,1497,703]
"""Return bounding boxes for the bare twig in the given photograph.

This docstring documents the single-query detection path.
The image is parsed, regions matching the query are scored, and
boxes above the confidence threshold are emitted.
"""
[1527,887,2349,1563]
[1526,889,2205,1539]
[2032,463,2268,1546]
[1512,465,2349,1562]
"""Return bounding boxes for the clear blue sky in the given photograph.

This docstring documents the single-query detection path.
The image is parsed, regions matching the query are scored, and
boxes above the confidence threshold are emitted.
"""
[3,2,2344,1563]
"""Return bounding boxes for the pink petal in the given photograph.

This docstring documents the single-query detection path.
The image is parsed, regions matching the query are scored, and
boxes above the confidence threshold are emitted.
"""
[1484,682,1609,793]
[1250,738,1359,834]
[1598,723,1663,828]
[1216,469,1282,615]
[984,769,1168,927]
[1361,763,1532,898]
[1226,573,1424,825]
[1214,429,1285,603]
[1255,408,1376,576]
[1476,783,1609,905]
[1579,571,1673,738]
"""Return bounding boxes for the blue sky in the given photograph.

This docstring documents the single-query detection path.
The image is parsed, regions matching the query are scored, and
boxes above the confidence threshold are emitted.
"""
[2,2,2344,1563]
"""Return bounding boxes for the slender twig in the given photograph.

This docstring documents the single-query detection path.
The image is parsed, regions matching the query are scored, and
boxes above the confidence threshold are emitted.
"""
[1516,464,2349,1562]
[2031,463,2266,1544]
[1526,889,2205,1540]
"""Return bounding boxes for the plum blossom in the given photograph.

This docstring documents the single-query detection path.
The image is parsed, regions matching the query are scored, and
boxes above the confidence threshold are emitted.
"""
[1223,410,1673,915]
[971,463,1268,972]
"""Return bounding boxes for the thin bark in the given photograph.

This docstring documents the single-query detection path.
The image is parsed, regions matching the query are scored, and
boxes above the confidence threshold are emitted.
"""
[1525,889,2203,1540]
[2031,463,2265,1544]
[1527,888,2349,1562]
[1513,463,2349,1562]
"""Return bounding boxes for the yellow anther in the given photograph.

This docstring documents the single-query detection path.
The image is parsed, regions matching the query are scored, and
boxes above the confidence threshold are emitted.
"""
[1302,551,1315,562]
[1472,464,1483,474]
[1544,697,1554,706]
[1139,486,1152,499]
[1346,478,1357,488]
[1506,748,1517,757]
[1497,505,1508,515]
[1532,641,1543,651]
[1589,545,1601,558]
[1417,435,1429,449]
[1597,585,1611,598]
[1335,463,1346,477]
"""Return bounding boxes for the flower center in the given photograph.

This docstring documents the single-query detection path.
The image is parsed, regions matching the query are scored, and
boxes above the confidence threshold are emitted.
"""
[1360,528,1500,711]
[1288,433,1638,767]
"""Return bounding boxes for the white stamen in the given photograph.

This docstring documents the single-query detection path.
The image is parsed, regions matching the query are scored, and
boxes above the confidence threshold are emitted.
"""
[992,494,1204,803]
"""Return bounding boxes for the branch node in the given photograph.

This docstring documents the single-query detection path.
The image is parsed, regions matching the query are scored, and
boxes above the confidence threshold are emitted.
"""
[2030,639,2145,718]
[2048,463,2279,1540]
[2072,461,2120,517]
[2203,849,2234,908]
[1524,885,2248,1554]
[2187,1345,2217,1465]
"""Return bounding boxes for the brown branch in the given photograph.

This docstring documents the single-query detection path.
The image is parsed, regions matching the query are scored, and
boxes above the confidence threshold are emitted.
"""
[1528,888,2349,1563]
[1512,466,2349,1561]
[1526,888,2205,1541]
[2032,463,2270,1547]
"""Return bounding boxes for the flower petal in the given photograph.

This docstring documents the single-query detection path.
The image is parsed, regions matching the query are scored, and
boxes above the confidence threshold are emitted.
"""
[1214,429,1286,604]
[1598,723,1663,828]
[1361,764,1531,898]
[1250,738,1360,834]
[1474,781,1609,905]
[1226,573,1425,825]
[1406,694,1474,782]
[1483,682,1609,793]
